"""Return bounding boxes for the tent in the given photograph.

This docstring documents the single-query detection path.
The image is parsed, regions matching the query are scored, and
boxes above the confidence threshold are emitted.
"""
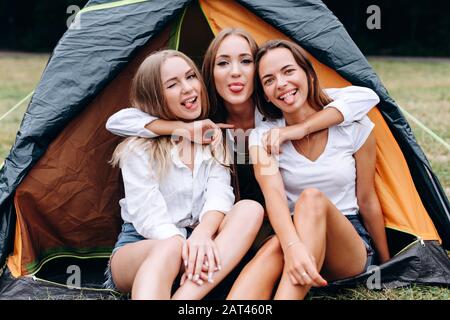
[0,0,449,299]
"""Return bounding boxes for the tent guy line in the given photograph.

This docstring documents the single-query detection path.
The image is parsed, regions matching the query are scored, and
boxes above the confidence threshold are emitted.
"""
[0,91,34,122]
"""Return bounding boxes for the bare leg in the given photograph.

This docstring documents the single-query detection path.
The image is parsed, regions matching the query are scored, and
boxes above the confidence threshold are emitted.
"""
[111,236,183,299]
[274,188,367,300]
[172,200,264,300]
[227,236,284,300]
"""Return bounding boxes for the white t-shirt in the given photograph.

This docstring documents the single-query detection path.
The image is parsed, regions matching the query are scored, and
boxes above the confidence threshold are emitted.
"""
[249,116,374,216]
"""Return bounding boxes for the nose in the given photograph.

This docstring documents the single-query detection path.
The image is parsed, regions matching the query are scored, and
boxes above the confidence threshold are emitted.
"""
[230,61,241,77]
[276,75,287,89]
[181,79,193,93]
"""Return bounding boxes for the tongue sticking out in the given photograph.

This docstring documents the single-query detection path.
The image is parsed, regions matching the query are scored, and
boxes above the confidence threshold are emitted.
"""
[284,93,296,105]
[230,85,244,93]
[185,101,195,109]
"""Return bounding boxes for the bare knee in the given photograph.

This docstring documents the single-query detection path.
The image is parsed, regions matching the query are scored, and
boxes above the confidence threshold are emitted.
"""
[233,200,264,230]
[156,237,183,261]
[294,188,327,220]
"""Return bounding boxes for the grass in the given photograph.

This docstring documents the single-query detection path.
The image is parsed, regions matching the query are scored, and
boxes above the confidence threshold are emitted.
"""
[368,57,450,198]
[0,52,449,300]
[308,284,450,300]
[0,51,49,161]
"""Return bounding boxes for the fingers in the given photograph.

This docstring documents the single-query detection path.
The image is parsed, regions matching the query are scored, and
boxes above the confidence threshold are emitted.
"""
[193,247,205,283]
[263,130,282,155]
[212,242,222,272]
[180,271,207,286]
[182,241,188,269]
[186,244,198,281]
[210,128,222,150]
[216,123,235,129]
[288,272,299,286]
[304,262,328,287]
[205,246,216,283]
[289,267,327,287]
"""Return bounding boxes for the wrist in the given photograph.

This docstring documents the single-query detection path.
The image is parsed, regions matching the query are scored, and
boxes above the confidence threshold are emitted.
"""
[180,121,194,139]
[193,223,215,238]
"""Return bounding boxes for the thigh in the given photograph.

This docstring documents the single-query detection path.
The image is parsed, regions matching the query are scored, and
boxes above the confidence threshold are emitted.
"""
[111,237,183,292]
[320,206,368,280]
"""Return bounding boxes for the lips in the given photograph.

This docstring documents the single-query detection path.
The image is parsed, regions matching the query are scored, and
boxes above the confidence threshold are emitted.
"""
[228,82,245,93]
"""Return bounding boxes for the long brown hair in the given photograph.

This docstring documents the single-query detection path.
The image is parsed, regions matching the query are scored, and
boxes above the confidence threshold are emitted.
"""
[202,28,259,122]
[254,39,332,119]
[111,50,214,180]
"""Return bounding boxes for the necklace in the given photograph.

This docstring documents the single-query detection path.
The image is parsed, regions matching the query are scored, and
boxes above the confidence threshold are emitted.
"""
[293,132,311,156]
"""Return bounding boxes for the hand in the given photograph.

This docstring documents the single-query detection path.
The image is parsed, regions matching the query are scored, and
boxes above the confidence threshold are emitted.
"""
[185,120,234,146]
[283,241,327,287]
[263,124,308,155]
[181,230,221,285]
[262,127,288,155]
[179,262,219,286]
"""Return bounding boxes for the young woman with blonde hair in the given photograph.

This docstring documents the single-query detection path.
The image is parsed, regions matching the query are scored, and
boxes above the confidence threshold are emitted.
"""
[105,49,264,299]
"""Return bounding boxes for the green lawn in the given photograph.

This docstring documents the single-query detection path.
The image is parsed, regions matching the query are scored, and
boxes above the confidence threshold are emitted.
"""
[0,52,449,299]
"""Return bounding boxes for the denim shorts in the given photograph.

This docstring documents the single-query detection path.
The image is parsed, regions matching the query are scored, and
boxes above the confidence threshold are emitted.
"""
[346,214,377,272]
[103,222,193,292]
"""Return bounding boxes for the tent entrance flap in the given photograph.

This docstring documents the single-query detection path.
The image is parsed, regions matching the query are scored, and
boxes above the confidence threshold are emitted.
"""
[177,0,215,66]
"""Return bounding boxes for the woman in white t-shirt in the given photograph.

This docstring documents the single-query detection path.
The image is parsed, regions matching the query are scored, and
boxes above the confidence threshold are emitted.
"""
[227,40,391,300]
[105,50,265,299]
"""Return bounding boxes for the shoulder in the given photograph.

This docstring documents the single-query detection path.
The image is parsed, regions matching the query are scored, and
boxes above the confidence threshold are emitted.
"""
[117,138,152,166]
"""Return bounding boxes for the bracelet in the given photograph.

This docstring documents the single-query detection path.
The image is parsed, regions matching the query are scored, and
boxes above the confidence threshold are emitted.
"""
[286,240,300,250]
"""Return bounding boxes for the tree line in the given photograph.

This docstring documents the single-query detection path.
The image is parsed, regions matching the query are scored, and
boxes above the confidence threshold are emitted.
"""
[1,0,448,56]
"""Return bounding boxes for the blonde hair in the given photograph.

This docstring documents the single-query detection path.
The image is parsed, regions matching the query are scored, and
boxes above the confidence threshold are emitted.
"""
[110,50,213,180]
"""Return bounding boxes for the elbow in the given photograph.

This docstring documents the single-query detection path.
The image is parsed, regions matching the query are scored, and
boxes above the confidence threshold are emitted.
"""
[358,193,382,216]
[105,115,116,132]
[358,200,382,219]
[366,87,380,106]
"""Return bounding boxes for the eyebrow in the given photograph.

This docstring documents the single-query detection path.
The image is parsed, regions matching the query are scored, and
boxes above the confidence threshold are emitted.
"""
[261,64,295,80]
[216,53,253,59]
[163,68,194,85]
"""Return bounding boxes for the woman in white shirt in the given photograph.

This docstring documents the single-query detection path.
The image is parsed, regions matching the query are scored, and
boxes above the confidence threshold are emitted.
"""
[106,28,381,254]
[228,40,390,300]
[105,49,265,299]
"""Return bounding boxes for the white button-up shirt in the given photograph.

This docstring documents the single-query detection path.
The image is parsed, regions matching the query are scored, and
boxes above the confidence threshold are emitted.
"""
[118,141,235,240]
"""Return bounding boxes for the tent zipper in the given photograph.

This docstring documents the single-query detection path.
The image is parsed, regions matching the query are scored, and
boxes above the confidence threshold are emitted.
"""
[27,252,111,276]
[393,236,425,258]
[27,273,120,295]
